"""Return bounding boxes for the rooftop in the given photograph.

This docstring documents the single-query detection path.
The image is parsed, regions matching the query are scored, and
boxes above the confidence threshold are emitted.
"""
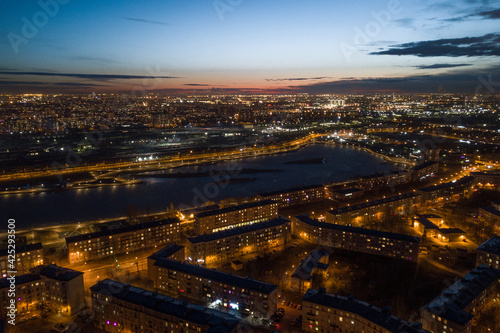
[258,184,323,197]
[480,206,500,218]
[328,193,420,216]
[0,242,42,257]
[333,188,363,195]
[147,244,184,261]
[291,248,331,281]
[195,200,276,218]
[412,161,438,171]
[90,279,239,332]
[477,236,500,256]
[35,264,83,281]
[303,289,428,333]
[65,218,180,244]
[188,217,290,244]
[418,176,473,193]
[295,215,420,243]
[153,259,278,294]
[0,273,40,289]
[423,265,500,326]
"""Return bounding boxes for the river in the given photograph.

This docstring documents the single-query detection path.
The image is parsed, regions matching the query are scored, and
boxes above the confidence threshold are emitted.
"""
[0,144,394,229]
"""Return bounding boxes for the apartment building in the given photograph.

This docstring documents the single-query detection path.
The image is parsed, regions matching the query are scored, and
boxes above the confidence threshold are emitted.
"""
[193,200,278,234]
[66,218,181,264]
[293,215,420,262]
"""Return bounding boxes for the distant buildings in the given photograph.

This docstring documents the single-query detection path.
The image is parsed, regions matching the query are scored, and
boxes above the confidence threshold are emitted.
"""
[150,258,278,319]
[476,236,500,269]
[422,265,500,333]
[326,193,420,226]
[293,215,420,262]
[66,218,181,264]
[0,242,43,277]
[417,176,473,204]
[302,289,428,333]
[256,184,325,208]
[193,200,278,234]
[91,279,240,333]
[0,265,84,318]
[186,217,291,266]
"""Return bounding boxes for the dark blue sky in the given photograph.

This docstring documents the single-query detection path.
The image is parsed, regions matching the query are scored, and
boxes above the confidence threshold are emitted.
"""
[1,0,499,93]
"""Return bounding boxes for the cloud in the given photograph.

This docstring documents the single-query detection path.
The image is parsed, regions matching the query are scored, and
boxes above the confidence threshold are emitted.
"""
[287,65,500,94]
[183,83,211,86]
[415,63,472,69]
[122,17,171,25]
[371,33,500,57]
[478,9,500,19]
[266,77,331,82]
[0,71,180,80]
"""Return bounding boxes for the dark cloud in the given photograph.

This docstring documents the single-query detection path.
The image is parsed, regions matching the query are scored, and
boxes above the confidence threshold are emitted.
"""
[371,33,500,57]
[266,77,330,82]
[122,17,171,25]
[478,9,500,19]
[183,84,211,86]
[288,65,500,94]
[415,63,472,69]
[0,71,180,80]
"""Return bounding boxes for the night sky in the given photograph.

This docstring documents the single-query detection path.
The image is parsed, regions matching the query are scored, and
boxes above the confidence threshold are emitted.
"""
[1,0,499,94]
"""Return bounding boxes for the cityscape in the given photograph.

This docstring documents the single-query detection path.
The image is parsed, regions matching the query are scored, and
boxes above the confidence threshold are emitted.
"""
[1,1,499,333]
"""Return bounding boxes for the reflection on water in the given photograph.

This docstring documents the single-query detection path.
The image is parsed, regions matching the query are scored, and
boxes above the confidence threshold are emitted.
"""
[0,145,393,229]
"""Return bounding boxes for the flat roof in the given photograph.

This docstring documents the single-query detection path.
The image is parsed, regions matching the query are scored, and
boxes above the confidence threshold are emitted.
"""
[412,161,438,171]
[423,265,500,326]
[303,289,428,333]
[153,259,278,294]
[188,217,290,244]
[147,244,184,261]
[0,242,42,257]
[295,215,420,243]
[477,236,500,256]
[65,218,180,244]
[418,176,473,193]
[328,193,420,216]
[35,264,83,281]
[258,184,323,197]
[90,279,239,332]
[195,200,276,218]
[0,273,40,289]
[480,206,500,217]
[334,188,363,195]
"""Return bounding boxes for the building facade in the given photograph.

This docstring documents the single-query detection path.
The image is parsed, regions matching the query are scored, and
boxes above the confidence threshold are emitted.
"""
[417,176,473,204]
[476,236,500,269]
[293,215,420,262]
[302,289,428,333]
[0,242,43,278]
[193,200,279,234]
[66,218,181,264]
[91,279,240,333]
[187,217,291,266]
[0,265,84,318]
[257,184,325,208]
[151,258,278,318]
[326,193,420,226]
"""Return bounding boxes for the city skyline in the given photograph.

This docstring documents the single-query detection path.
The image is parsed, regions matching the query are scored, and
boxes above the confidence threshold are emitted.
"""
[1,0,499,94]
